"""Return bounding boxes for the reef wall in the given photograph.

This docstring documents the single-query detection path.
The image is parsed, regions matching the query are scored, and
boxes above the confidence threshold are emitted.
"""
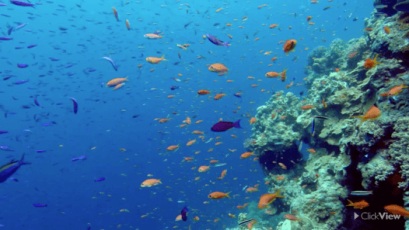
[245,3,409,230]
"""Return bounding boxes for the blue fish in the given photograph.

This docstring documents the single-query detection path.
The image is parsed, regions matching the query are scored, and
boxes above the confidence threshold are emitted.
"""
[180,206,188,221]
[70,97,78,114]
[205,34,230,47]
[0,154,29,183]
[10,0,35,7]
[211,120,241,132]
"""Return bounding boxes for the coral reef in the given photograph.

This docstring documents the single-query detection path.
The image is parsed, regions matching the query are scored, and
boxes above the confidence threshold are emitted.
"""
[243,4,409,230]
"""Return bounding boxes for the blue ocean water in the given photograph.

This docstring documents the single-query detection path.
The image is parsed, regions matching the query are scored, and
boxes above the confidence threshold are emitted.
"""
[0,0,373,229]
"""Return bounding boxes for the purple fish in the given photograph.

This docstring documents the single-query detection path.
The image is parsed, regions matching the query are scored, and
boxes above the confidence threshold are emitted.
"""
[0,130,8,134]
[34,97,40,106]
[0,37,12,41]
[0,154,29,182]
[71,155,86,161]
[181,206,188,221]
[10,0,35,7]
[70,97,78,114]
[13,79,29,85]
[17,63,28,68]
[102,56,118,71]
[94,177,105,182]
[35,150,46,153]
[0,146,13,151]
[205,34,230,47]
[32,203,47,208]
[27,44,37,49]
[211,119,241,132]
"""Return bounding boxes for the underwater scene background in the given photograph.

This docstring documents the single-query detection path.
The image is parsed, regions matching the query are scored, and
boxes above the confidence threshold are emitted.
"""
[2,0,409,229]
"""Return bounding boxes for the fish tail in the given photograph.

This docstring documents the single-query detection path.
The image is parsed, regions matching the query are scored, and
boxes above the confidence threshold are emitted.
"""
[275,189,284,198]
[233,119,241,129]
[20,154,30,165]
[226,192,231,198]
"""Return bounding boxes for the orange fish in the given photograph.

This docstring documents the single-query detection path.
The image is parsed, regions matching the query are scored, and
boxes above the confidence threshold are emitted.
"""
[383,26,390,34]
[245,186,259,193]
[209,159,219,164]
[198,165,210,172]
[183,116,191,125]
[144,33,162,39]
[346,199,369,209]
[240,151,253,159]
[214,93,226,100]
[186,139,196,146]
[125,19,131,30]
[301,104,314,110]
[106,77,127,87]
[175,214,182,221]
[113,83,125,90]
[237,203,249,209]
[258,190,284,209]
[247,219,257,230]
[283,39,297,53]
[166,145,179,151]
[112,7,119,21]
[208,63,228,74]
[384,204,409,217]
[249,117,256,124]
[284,214,298,221]
[197,89,211,95]
[269,24,278,29]
[218,169,227,180]
[140,178,161,187]
[363,54,380,69]
[208,191,230,199]
[192,130,204,135]
[307,148,316,154]
[354,105,381,121]
[380,84,407,97]
[265,71,281,78]
[280,69,287,82]
[146,55,166,64]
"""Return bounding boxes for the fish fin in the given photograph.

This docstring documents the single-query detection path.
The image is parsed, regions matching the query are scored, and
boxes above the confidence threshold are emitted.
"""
[346,199,353,206]
[20,154,30,165]
[275,189,284,198]
[233,119,241,129]
[226,192,231,198]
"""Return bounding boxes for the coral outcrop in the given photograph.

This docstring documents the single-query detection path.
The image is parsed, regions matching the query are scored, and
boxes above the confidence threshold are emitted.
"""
[242,4,409,230]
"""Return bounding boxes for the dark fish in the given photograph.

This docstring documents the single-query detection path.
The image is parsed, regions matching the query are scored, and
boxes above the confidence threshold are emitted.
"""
[34,97,40,106]
[102,56,118,71]
[27,44,37,49]
[10,0,35,7]
[211,120,241,132]
[32,203,47,208]
[0,154,29,183]
[350,190,373,196]
[0,37,13,41]
[35,150,46,153]
[181,206,188,221]
[239,219,255,226]
[0,130,8,134]
[0,146,14,151]
[17,63,28,68]
[71,155,86,161]
[233,92,242,98]
[170,86,179,90]
[13,79,29,85]
[94,177,105,182]
[205,34,230,47]
[323,6,331,11]
[70,97,78,114]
